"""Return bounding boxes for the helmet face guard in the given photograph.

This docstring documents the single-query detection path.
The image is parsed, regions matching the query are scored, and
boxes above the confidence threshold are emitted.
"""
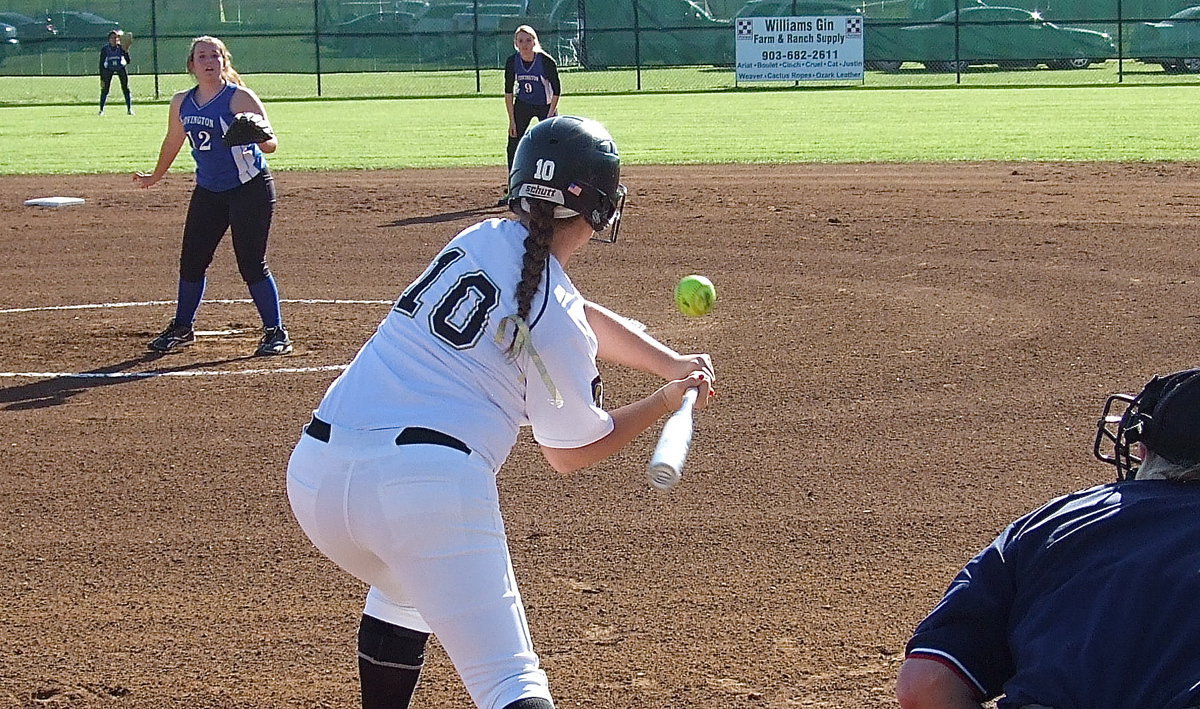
[1093,392,1143,481]
[1094,368,1200,480]
[589,184,627,243]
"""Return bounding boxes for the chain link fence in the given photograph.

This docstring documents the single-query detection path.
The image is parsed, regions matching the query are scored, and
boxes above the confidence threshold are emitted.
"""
[0,0,1197,104]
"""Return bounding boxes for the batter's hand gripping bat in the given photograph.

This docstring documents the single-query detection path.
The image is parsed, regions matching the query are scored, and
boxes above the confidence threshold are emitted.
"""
[647,388,698,491]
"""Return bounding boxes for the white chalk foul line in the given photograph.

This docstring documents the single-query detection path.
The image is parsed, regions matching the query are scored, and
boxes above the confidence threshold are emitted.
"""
[0,298,387,379]
[0,298,392,315]
[0,365,349,380]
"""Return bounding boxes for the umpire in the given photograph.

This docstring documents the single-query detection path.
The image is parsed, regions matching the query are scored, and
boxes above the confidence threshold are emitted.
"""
[897,368,1200,709]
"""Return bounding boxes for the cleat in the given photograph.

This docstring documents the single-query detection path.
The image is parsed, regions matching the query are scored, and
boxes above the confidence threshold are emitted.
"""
[148,320,195,352]
[256,326,293,356]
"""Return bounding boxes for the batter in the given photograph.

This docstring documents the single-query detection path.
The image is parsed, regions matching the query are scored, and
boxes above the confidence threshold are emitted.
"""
[286,116,716,709]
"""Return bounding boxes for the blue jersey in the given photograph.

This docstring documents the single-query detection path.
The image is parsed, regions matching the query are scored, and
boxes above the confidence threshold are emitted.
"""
[99,44,128,71]
[179,82,267,192]
[504,52,560,107]
[906,480,1200,708]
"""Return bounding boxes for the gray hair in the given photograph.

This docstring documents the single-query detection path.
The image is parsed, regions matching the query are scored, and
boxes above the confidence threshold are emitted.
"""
[1135,450,1200,482]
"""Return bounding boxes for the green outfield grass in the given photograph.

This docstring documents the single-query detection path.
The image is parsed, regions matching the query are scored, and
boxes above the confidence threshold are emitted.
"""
[2,82,1199,174]
[2,59,1198,105]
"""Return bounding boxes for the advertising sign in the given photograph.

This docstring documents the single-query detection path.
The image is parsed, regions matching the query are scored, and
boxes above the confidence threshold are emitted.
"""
[735,16,864,82]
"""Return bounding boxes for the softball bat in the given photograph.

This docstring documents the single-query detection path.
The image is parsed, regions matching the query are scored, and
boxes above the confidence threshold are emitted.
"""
[647,387,698,491]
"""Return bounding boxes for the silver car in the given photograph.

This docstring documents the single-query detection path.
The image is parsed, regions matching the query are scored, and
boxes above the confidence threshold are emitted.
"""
[0,22,20,64]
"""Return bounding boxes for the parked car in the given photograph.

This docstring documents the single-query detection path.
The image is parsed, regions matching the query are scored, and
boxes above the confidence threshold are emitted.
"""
[0,21,19,62]
[326,10,422,58]
[1129,5,1200,73]
[414,2,528,65]
[549,0,733,67]
[0,12,58,45]
[868,5,1114,71]
[51,10,119,47]
[394,0,431,16]
[412,2,476,32]
[451,6,530,64]
[450,2,523,36]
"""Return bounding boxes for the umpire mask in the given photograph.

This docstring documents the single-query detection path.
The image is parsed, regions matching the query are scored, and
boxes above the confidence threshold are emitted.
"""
[1094,368,1200,480]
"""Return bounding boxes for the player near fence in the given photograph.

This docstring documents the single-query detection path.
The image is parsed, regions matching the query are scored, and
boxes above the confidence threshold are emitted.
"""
[98,30,132,116]
[500,25,560,204]
[286,115,715,709]
[133,35,292,356]
[896,367,1200,709]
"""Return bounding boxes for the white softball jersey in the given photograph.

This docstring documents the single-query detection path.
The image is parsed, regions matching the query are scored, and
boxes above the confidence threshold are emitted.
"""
[315,217,613,469]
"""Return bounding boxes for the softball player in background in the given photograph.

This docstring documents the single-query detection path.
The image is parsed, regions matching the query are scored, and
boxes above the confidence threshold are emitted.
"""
[134,35,292,357]
[287,116,715,709]
[503,25,560,173]
[97,30,132,115]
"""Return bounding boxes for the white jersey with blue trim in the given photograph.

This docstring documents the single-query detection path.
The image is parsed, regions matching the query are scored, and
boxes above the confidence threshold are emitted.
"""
[179,82,267,192]
[315,217,613,471]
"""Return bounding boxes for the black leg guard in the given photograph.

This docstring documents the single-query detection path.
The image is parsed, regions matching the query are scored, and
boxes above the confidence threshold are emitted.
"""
[358,614,430,709]
[501,699,554,709]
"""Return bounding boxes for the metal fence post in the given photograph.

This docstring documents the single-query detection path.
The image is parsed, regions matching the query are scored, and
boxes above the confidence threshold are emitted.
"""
[313,0,323,97]
[632,0,642,90]
[578,0,588,71]
[474,0,482,93]
[151,0,160,100]
[1117,0,1124,83]
[954,0,962,83]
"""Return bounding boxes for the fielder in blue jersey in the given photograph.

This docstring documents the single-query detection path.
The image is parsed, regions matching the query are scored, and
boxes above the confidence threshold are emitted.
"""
[134,35,292,356]
[897,368,1200,709]
[97,30,132,116]
[503,26,560,180]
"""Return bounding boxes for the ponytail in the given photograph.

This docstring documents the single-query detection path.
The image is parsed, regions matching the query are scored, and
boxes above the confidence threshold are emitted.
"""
[506,200,556,354]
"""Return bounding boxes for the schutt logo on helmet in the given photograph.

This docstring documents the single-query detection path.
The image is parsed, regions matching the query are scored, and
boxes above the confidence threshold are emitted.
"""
[521,184,560,201]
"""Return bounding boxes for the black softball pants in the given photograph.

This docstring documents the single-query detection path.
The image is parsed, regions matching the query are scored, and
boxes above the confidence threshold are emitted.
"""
[99,68,130,106]
[179,170,277,285]
[506,100,551,170]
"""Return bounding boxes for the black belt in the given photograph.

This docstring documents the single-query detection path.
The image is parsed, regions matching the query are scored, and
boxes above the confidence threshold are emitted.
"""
[305,416,470,455]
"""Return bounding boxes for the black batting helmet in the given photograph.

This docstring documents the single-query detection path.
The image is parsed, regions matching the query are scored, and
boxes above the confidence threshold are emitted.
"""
[1094,368,1200,480]
[508,115,626,241]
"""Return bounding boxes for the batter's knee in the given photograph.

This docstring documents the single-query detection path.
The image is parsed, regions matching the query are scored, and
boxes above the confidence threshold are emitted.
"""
[358,613,429,668]
[501,699,554,709]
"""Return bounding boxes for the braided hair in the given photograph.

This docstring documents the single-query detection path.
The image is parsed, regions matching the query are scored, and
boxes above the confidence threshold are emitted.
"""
[505,199,557,356]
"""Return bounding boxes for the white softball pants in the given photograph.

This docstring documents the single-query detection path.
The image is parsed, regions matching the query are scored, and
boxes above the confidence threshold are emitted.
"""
[286,420,552,709]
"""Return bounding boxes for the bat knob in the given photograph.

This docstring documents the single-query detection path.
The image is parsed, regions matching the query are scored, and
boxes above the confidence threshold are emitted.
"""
[647,462,682,491]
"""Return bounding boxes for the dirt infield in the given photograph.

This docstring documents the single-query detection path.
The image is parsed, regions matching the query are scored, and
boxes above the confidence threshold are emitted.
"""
[2,162,1199,708]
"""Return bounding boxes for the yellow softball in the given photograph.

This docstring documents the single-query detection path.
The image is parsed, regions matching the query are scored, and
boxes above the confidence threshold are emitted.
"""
[674,274,717,317]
